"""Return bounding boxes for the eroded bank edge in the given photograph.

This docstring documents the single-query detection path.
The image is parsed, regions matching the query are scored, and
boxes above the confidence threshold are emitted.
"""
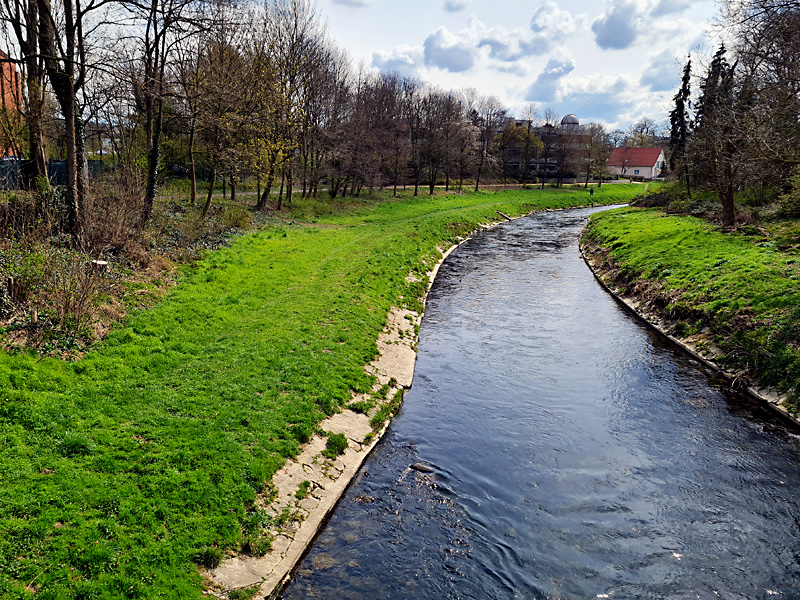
[202,214,517,600]
[579,240,796,425]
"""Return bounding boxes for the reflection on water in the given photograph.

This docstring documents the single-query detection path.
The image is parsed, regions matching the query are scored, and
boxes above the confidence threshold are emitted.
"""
[280,207,800,600]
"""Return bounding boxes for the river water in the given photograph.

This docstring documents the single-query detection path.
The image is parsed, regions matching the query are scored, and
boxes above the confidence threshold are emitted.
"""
[279,207,800,600]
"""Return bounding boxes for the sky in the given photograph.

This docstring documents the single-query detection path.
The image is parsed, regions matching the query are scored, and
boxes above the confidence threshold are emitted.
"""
[316,0,719,130]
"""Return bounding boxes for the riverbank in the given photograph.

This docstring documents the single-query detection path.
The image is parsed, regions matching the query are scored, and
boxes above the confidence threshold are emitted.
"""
[581,207,800,418]
[0,186,642,599]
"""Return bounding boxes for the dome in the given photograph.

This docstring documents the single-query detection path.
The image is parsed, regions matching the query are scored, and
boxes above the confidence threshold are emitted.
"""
[561,114,579,126]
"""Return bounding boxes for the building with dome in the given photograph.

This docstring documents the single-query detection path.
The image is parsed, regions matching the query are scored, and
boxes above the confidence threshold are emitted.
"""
[560,114,581,131]
[502,113,591,184]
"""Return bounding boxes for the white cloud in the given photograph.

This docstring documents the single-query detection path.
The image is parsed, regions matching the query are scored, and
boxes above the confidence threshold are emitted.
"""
[530,0,581,38]
[554,73,639,124]
[443,0,468,12]
[372,45,424,76]
[478,31,551,62]
[591,0,643,50]
[423,26,476,72]
[525,58,576,102]
[591,0,702,50]
[652,0,691,17]
[641,50,682,91]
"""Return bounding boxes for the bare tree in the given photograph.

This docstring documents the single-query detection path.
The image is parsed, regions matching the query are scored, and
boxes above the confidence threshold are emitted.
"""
[471,93,506,191]
[582,123,610,187]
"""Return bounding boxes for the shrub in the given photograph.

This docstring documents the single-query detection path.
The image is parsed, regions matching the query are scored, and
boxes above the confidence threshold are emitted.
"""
[779,166,800,217]
[222,203,251,229]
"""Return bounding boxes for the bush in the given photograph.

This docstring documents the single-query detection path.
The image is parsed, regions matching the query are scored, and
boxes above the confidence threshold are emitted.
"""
[222,203,251,229]
[779,166,800,217]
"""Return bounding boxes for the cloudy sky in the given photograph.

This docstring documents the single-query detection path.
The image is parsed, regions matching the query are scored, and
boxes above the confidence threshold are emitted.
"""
[316,0,718,130]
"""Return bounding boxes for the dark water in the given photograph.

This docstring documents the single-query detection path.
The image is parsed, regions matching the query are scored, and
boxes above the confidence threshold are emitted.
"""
[280,207,800,600]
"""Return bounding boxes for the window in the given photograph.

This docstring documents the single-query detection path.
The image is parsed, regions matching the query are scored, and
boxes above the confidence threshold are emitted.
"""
[634,169,640,175]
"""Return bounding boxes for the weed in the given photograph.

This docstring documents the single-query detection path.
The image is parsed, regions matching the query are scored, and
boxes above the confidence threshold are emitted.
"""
[229,585,261,600]
[348,400,374,414]
[323,433,348,459]
[295,480,311,500]
[58,432,95,457]
[371,389,405,431]
[194,546,223,569]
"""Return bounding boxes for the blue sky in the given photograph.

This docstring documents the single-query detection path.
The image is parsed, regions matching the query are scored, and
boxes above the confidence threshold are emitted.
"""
[317,0,718,129]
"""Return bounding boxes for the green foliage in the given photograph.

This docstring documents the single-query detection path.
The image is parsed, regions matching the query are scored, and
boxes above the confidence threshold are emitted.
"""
[194,546,223,569]
[371,389,406,430]
[228,585,261,600]
[295,480,311,500]
[322,433,348,459]
[222,204,251,229]
[0,185,642,598]
[779,166,800,217]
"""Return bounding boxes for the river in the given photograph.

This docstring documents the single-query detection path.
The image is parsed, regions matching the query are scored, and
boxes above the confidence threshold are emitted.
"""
[279,206,800,600]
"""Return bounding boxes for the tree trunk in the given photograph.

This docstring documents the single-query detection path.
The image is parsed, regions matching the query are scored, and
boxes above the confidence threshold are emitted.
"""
[188,124,197,206]
[142,97,163,223]
[286,164,293,207]
[202,166,216,218]
[257,162,276,210]
[277,169,285,211]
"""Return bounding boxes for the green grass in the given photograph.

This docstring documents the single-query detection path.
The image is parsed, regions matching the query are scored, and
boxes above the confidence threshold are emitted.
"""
[584,207,800,403]
[0,185,641,599]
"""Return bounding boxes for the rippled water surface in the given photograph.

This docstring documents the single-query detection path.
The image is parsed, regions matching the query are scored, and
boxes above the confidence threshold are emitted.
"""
[280,207,800,600]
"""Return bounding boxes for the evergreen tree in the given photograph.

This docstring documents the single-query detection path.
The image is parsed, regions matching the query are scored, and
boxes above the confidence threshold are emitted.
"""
[669,57,692,196]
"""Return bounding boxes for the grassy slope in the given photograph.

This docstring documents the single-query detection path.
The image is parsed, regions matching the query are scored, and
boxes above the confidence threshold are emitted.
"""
[0,186,641,599]
[584,207,800,404]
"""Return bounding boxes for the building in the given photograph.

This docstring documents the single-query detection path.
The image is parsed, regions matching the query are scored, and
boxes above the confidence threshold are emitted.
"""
[499,114,591,183]
[0,52,21,160]
[606,147,665,180]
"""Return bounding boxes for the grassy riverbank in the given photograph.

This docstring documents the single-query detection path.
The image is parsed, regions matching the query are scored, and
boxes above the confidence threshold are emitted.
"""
[0,185,640,599]
[583,207,800,407]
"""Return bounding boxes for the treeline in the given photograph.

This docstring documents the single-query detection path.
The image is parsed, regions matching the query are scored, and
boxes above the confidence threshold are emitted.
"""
[668,0,800,226]
[0,0,558,242]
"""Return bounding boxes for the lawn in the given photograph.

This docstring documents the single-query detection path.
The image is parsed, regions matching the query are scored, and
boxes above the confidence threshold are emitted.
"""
[0,185,641,599]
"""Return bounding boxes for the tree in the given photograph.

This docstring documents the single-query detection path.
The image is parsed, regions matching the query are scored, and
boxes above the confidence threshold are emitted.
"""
[690,45,745,226]
[37,0,97,237]
[669,57,692,197]
[582,123,610,187]
[471,93,506,191]
[626,117,658,147]
[518,104,542,183]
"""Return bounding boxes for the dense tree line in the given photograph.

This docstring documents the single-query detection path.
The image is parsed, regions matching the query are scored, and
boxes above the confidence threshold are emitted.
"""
[0,0,578,243]
[669,0,800,225]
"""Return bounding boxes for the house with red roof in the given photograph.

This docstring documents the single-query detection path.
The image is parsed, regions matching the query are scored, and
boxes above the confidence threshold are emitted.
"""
[606,147,665,180]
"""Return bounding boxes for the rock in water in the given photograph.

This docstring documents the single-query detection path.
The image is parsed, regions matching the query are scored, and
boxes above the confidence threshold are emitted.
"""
[310,553,337,571]
[410,462,435,473]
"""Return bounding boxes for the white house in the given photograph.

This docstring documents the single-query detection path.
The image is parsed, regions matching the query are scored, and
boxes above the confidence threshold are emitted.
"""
[606,147,666,180]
